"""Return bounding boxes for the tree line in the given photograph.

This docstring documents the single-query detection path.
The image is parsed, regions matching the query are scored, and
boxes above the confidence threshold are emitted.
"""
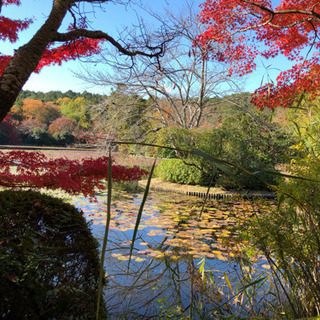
[0,90,104,146]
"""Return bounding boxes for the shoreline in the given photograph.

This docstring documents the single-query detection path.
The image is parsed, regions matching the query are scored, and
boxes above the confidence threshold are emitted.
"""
[138,178,276,199]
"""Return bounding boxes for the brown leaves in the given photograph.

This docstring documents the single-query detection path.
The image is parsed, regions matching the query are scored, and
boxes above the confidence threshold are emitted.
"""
[78,191,274,263]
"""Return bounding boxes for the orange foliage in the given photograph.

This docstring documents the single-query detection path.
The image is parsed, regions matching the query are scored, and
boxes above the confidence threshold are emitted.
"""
[21,99,61,125]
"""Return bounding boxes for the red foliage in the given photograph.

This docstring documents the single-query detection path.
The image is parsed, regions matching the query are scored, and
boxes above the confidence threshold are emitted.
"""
[3,0,21,4]
[35,38,103,72]
[0,2,147,196]
[19,118,47,134]
[0,0,31,42]
[0,116,21,145]
[0,1,32,73]
[48,117,77,135]
[0,1,103,76]
[197,0,320,109]
[0,150,148,198]
[75,130,105,144]
[0,16,31,43]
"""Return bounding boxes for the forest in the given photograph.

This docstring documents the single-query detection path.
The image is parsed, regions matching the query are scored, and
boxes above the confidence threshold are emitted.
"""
[0,90,105,146]
[2,89,293,192]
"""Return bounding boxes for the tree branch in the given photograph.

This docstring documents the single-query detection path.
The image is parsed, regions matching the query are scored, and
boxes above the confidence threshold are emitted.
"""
[73,0,112,3]
[241,0,320,20]
[53,29,169,57]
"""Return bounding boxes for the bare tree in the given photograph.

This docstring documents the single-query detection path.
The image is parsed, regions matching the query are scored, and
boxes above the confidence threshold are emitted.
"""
[0,0,171,122]
[91,86,153,143]
[80,1,244,140]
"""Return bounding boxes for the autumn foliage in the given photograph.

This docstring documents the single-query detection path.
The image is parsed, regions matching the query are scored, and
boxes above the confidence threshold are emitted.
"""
[34,38,102,72]
[0,1,152,195]
[0,150,148,198]
[0,1,32,74]
[0,1,102,77]
[198,0,320,109]
[48,116,77,135]
[0,116,21,145]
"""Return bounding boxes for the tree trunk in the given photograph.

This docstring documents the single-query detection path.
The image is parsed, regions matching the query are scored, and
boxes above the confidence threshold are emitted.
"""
[0,0,71,122]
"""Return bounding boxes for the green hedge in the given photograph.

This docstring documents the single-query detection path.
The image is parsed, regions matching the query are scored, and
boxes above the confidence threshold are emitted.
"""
[155,157,279,190]
[155,158,209,185]
[0,190,106,320]
[151,110,292,190]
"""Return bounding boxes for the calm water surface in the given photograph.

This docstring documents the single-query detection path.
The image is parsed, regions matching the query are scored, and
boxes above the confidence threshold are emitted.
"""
[70,191,272,319]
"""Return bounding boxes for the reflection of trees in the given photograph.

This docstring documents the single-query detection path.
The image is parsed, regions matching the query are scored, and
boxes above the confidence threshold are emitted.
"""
[102,227,235,319]
[79,192,274,318]
[103,230,175,317]
[87,194,236,318]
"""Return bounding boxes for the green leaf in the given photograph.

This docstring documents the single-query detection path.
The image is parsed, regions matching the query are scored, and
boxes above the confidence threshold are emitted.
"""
[191,149,236,177]
[253,170,320,183]
[128,157,157,270]
[96,150,112,320]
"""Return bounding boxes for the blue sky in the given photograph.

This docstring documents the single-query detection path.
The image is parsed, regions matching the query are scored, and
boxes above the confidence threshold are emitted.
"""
[2,0,295,95]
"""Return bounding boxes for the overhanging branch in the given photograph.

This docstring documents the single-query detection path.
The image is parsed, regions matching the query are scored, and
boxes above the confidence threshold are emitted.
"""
[241,0,320,20]
[53,29,170,58]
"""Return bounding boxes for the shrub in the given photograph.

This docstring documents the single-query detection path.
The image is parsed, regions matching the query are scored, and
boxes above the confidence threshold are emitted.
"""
[237,100,320,318]
[0,116,21,145]
[150,127,195,158]
[29,127,56,146]
[0,190,106,319]
[53,131,75,146]
[155,158,210,185]
[210,113,288,190]
[240,155,320,317]
[152,112,291,190]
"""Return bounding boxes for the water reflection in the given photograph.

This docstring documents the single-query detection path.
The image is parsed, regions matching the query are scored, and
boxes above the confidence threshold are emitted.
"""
[71,192,274,319]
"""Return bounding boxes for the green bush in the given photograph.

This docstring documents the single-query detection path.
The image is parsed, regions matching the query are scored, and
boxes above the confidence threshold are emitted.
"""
[53,131,75,146]
[152,112,291,190]
[210,114,288,190]
[29,127,56,146]
[150,127,194,158]
[0,190,106,320]
[155,158,210,185]
[240,154,320,317]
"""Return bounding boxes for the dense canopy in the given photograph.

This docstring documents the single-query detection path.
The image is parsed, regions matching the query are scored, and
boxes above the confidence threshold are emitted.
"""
[198,0,320,109]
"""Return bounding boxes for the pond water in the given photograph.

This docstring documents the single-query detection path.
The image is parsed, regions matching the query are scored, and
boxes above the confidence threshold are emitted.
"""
[69,191,275,319]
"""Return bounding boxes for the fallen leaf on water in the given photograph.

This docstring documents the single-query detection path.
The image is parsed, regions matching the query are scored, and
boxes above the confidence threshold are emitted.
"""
[135,257,146,262]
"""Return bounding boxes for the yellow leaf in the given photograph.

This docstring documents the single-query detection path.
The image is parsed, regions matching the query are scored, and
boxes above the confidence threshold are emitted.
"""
[217,255,228,262]
[224,272,233,292]
[117,255,131,261]
[135,257,146,262]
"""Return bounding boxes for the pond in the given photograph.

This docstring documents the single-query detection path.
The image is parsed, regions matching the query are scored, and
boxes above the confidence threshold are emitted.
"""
[69,191,275,319]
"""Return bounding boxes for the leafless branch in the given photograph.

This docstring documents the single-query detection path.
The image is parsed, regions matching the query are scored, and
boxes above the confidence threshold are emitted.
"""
[77,1,243,146]
[53,29,172,58]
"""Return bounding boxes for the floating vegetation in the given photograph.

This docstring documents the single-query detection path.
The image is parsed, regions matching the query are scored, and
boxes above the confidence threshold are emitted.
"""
[71,192,274,263]
[48,190,276,319]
